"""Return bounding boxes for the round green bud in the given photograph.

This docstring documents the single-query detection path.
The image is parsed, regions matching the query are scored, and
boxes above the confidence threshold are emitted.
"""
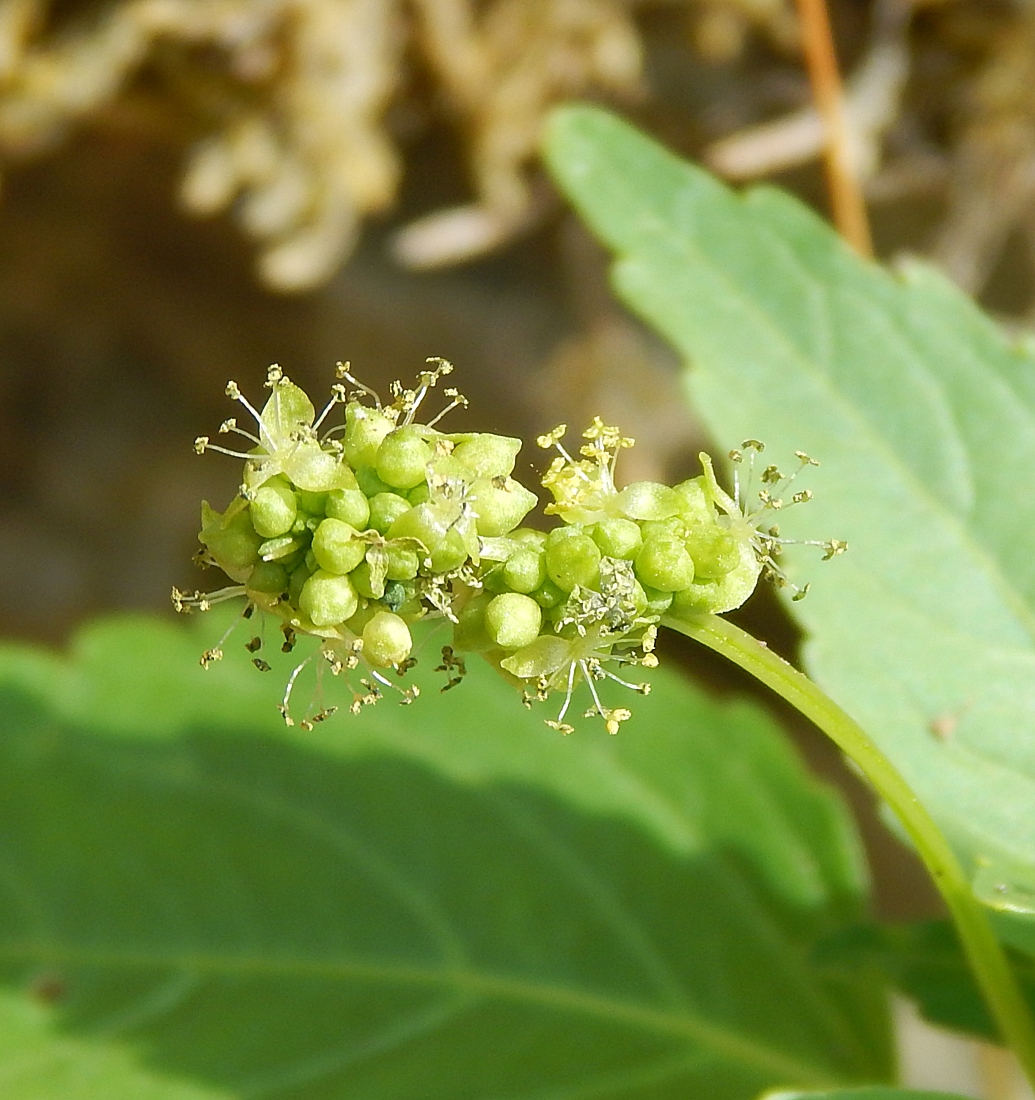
[450,434,521,478]
[501,547,547,593]
[545,525,584,547]
[299,570,358,626]
[296,489,330,514]
[467,477,538,537]
[639,517,686,541]
[349,560,379,600]
[669,544,761,616]
[532,578,567,609]
[481,564,510,594]
[642,585,674,616]
[385,545,420,581]
[344,602,378,635]
[200,501,262,573]
[634,536,695,592]
[408,482,431,505]
[344,402,395,469]
[485,593,543,650]
[250,478,298,538]
[362,611,413,667]
[376,426,433,490]
[591,517,643,560]
[325,487,370,530]
[367,492,412,535]
[683,524,741,580]
[545,533,601,592]
[247,560,289,595]
[615,481,684,521]
[312,518,366,574]
[672,477,712,523]
[428,527,469,573]
[510,527,547,548]
[387,502,451,551]
[355,465,394,498]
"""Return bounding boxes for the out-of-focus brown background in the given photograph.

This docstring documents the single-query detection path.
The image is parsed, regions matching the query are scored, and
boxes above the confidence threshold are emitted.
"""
[3,0,1034,934]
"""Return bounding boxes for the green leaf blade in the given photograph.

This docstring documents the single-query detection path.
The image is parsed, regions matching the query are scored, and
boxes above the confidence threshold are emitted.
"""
[0,613,887,1097]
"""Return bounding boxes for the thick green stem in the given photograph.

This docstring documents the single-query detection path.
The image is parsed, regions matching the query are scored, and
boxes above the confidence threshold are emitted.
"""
[665,610,1035,1086]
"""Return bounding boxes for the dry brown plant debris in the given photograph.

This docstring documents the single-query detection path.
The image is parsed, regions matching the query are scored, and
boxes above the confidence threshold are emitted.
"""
[0,0,794,291]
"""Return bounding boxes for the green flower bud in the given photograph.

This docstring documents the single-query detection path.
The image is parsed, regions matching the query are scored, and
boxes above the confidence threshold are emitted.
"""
[387,501,451,551]
[296,489,330,514]
[591,517,642,560]
[545,533,601,592]
[484,593,543,650]
[325,487,371,530]
[385,545,420,580]
[501,546,547,593]
[639,517,686,541]
[429,527,469,573]
[344,402,395,469]
[299,570,358,627]
[247,560,289,595]
[199,500,262,576]
[510,527,547,548]
[545,525,583,546]
[367,492,412,535]
[683,524,741,580]
[672,477,712,523]
[250,478,298,538]
[642,585,674,616]
[355,465,395,498]
[312,518,367,574]
[532,578,567,609]
[466,476,538,538]
[362,611,413,667]
[614,481,683,521]
[376,426,434,490]
[408,482,431,505]
[481,564,510,594]
[668,542,761,616]
[450,434,522,478]
[350,560,379,600]
[634,536,695,592]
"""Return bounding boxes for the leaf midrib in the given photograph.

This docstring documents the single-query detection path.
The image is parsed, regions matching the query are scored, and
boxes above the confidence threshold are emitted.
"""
[0,940,842,1088]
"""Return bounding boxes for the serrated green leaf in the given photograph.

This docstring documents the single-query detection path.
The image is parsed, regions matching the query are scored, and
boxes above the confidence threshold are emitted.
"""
[543,105,1035,938]
[0,611,887,1098]
[818,920,1035,1045]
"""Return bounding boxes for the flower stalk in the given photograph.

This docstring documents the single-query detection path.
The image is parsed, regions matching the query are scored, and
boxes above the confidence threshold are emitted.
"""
[664,609,1035,1089]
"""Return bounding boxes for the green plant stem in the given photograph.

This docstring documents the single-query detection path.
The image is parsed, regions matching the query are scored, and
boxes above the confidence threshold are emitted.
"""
[665,610,1035,1086]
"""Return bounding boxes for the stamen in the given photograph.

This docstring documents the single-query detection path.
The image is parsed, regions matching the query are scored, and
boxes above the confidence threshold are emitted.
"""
[425,388,469,428]
[313,384,347,433]
[336,361,382,407]
[279,651,319,726]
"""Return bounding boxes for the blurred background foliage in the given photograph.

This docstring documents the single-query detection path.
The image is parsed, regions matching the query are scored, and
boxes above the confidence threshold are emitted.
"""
[3,0,1035,928]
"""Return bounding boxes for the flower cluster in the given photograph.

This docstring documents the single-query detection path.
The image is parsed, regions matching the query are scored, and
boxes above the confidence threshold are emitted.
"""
[175,363,844,733]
